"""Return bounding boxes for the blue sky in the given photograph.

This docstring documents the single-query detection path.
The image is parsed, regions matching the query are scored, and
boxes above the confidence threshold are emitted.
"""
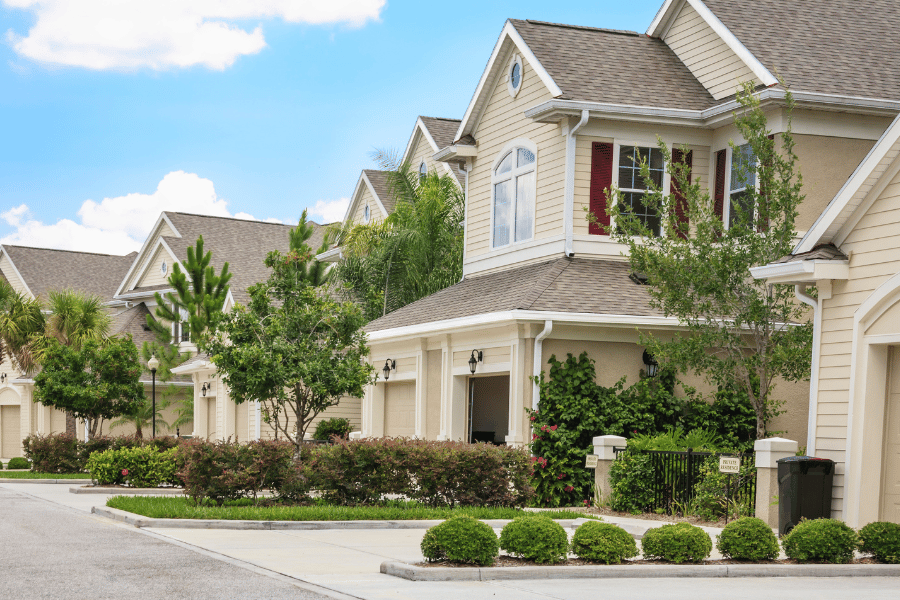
[0,0,661,254]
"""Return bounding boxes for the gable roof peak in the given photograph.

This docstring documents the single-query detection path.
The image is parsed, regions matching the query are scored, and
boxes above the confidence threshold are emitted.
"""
[520,19,640,37]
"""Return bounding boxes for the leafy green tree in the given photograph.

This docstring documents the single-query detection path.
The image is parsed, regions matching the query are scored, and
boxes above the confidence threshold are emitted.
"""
[203,244,374,453]
[331,157,464,321]
[288,209,331,287]
[34,336,145,439]
[600,82,811,439]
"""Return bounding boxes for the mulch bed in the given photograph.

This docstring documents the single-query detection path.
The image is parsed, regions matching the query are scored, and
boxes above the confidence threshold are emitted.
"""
[419,556,881,568]
[548,505,732,528]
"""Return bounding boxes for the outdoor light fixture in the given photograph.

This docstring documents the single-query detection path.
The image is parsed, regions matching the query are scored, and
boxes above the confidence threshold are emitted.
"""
[468,350,483,375]
[642,350,659,378]
[148,355,160,438]
[0,373,6,383]
[382,359,396,381]
[201,382,208,396]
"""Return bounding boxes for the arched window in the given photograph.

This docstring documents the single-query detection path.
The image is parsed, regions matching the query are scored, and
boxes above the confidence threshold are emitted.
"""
[363,204,370,223]
[492,143,536,247]
[418,161,427,183]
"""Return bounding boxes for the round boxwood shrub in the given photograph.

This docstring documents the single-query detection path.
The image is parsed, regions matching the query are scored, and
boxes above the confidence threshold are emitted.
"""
[716,517,779,561]
[858,521,900,564]
[571,521,638,564]
[640,522,712,563]
[781,518,858,564]
[421,516,499,566]
[499,516,569,564]
[6,457,30,470]
[313,418,352,441]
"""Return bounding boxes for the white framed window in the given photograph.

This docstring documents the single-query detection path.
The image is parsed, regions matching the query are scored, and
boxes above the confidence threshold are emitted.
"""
[418,161,427,183]
[491,140,536,248]
[726,143,757,228]
[507,54,523,98]
[363,204,370,223]
[160,261,167,276]
[615,145,665,236]
[173,308,190,344]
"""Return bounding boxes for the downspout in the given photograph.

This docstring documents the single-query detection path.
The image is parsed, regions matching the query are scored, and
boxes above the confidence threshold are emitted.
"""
[460,160,470,282]
[532,320,553,412]
[563,110,590,257]
[795,284,821,456]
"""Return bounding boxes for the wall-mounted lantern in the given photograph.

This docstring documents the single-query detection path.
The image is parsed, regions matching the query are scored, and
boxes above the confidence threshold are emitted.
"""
[201,382,208,396]
[382,359,396,381]
[0,373,6,383]
[468,350,483,375]
[642,350,659,378]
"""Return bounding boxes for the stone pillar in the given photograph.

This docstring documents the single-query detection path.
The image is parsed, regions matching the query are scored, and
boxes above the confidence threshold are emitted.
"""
[593,435,627,507]
[754,437,798,529]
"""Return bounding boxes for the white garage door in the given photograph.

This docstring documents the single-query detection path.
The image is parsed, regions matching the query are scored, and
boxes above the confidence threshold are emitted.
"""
[384,382,415,437]
[882,347,900,522]
[1,405,21,458]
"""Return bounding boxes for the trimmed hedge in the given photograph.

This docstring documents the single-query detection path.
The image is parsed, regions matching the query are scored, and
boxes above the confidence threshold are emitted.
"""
[640,522,712,563]
[313,418,352,441]
[499,516,569,564]
[421,516,499,565]
[22,433,178,473]
[7,457,31,470]
[571,521,638,564]
[781,519,858,564]
[716,517,779,561]
[858,522,900,564]
[86,446,179,487]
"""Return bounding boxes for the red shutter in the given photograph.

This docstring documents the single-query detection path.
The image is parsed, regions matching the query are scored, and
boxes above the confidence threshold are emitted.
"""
[757,134,775,232]
[589,142,614,235]
[714,149,727,224]
[670,148,692,239]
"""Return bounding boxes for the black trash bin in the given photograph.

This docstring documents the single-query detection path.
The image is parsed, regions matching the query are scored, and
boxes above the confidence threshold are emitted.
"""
[776,456,835,536]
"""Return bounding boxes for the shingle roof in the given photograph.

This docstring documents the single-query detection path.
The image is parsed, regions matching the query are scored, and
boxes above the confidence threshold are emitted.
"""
[364,257,662,332]
[774,243,848,264]
[160,213,328,306]
[420,116,461,149]
[704,0,900,102]
[510,19,717,110]
[363,170,396,215]
[109,302,193,382]
[2,245,136,301]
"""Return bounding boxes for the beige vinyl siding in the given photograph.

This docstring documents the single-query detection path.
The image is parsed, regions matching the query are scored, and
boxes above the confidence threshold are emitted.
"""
[663,3,757,100]
[350,185,382,228]
[123,225,178,291]
[815,166,900,516]
[258,396,362,440]
[408,133,440,176]
[0,253,30,296]
[466,55,565,259]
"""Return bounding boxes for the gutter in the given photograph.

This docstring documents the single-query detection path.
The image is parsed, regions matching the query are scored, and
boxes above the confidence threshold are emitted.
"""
[794,284,822,456]
[532,320,553,411]
[564,110,590,257]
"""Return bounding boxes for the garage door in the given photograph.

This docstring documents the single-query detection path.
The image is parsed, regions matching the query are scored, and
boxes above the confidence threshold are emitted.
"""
[384,382,415,437]
[882,347,900,522]
[1,405,21,458]
[207,398,217,440]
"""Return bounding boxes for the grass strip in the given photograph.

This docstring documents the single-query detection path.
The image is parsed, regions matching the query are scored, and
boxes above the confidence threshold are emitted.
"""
[107,496,597,522]
[0,472,90,479]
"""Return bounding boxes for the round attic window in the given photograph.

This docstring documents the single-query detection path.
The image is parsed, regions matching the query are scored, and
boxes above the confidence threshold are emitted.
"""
[507,54,523,98]
[161,261,167,276]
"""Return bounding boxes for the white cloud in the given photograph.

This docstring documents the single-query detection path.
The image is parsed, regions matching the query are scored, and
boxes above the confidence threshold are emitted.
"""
[306,198,349,224]
[4,0,386,70]
[1,171,284,255]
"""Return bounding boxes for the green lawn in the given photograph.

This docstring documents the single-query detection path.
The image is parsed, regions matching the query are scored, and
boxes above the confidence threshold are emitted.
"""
[107,496,597,522]
[0,472,90,479]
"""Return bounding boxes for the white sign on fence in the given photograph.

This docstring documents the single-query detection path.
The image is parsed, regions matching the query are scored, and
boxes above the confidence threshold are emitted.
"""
[585,455,598,469]
[719,456,740,474]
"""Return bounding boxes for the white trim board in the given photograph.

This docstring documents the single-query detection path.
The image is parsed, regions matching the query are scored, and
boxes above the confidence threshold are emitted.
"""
[116,236,183,299]
[0,245,35,299]
[341,170,390,227]
[114,212,182,298]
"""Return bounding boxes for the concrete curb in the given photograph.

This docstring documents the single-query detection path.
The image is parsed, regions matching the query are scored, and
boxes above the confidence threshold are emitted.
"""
[0,478,92,484]
[380,560,900,581]
[91,506,594,531]
[70,486,185,495]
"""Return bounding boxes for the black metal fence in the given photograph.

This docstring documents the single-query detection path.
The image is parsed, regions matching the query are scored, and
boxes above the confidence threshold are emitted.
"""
[613,447,756,516]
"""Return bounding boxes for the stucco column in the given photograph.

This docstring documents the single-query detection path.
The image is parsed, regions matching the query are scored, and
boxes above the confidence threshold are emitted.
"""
[755,437,799,528]
[593,435,626,506]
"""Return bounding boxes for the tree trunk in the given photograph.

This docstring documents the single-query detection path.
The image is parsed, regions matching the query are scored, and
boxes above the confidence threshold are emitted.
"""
[65,411,76,436]
[135,423,143,440]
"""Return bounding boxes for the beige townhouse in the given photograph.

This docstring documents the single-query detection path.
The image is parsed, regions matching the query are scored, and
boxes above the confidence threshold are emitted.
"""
[355,0,900,453]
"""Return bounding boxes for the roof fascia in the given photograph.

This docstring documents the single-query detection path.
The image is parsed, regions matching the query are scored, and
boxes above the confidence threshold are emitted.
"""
[0,245,36,299]
[401,118,437,164]
[433,144,478,163]
[456,20,563,140]
[340,173,369,226]
[795,113,900,253]
[749,259,850,284]
[360,171,390,218]
[115,237,183,299]
[647,0,682,37]
[171,360,211,375]
[315,246,343,263]
[114,212,182,297]
[834,147,900,248]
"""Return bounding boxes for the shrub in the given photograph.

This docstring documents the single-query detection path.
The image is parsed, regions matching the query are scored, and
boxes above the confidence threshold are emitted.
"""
[781,519,858,564]
[690,455,755,521]
[6,457,31,470]
[716,517,779,561]
[176,439,295,505]
[571,521,638,564]
[86,445,179,487]
[499,516,569,563]
[640,523,712,563]
[313,418,352,441]
[22,433,82,473]
[421,516,499,565]
[607,452,654,513]
[858,522,900,564]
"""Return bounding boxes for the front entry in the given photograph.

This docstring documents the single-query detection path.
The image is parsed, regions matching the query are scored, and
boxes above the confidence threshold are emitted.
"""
[882,346,900,522]
[468,375,509,444]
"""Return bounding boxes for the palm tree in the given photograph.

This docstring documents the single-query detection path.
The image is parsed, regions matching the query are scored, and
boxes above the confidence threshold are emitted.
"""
[0,279,45,375]
[110,396,171,439]
[44,289,111,349]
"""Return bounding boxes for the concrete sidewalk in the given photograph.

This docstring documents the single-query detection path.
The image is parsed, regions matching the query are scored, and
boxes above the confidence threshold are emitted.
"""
[4,481,898,600]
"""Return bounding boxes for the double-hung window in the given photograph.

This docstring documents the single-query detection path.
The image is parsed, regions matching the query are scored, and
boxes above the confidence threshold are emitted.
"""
[617,145,664,236]
[492,146,535,247]
[728,143,757,228]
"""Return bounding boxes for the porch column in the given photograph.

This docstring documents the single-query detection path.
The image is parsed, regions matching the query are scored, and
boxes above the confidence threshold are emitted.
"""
[505,335,527,446]
[415,340,427,438]
[368,378,385,437]
[191,373,204,438]
[755,437,799,529]
[593,435,626,506]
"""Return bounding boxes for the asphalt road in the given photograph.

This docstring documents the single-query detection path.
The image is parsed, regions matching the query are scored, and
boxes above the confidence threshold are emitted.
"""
[0,487,333,600]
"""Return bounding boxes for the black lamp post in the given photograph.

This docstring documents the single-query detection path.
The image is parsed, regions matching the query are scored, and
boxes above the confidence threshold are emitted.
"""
[148,355,159,438]
[382,359,396,381]
[468,350,483,374]
[642,350,659,378]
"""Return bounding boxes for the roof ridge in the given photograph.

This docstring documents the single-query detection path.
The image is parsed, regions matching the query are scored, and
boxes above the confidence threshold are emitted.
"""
[166,212,307,227]
[520,257,572,310]
[420,116,461,123]
[522,19,640,37]
[2,244,129,258]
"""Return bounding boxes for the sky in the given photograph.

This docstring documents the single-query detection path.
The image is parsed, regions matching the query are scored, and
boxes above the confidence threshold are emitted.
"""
[0,0,662,255]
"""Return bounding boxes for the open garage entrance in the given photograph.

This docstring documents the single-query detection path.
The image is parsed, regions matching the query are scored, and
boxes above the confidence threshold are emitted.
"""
[467,375,509,444]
